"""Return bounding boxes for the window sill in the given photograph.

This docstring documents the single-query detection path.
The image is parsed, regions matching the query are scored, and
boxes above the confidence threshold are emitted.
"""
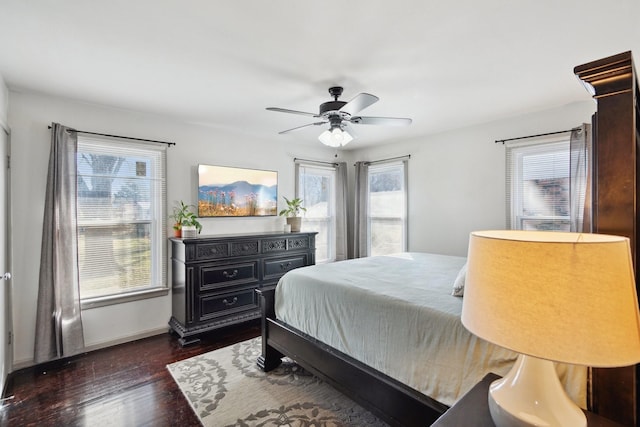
[81,287,169,310]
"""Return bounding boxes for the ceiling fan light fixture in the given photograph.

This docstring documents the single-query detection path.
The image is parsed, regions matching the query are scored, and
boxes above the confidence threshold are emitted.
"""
[318,127,353,147]
[268,86,411,145]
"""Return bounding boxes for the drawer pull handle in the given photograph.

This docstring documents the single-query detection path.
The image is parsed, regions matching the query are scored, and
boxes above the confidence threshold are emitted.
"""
[222,297,238,306]
[280,262,292,271]
[223,269,239,279]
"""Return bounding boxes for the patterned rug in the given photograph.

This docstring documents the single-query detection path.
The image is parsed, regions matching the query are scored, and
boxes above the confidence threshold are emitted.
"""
[167,337,387,426]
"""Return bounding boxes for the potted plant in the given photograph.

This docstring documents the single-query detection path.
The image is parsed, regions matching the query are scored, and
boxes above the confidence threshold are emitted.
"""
[170,201,202,238]
[278,196,306,232]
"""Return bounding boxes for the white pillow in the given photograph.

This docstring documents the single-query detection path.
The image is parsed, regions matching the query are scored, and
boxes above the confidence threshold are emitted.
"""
[452,263,467,297]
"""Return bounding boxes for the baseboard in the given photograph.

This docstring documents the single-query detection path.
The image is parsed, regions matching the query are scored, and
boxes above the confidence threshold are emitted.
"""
[82,326,169,353]
[12,326,169,371]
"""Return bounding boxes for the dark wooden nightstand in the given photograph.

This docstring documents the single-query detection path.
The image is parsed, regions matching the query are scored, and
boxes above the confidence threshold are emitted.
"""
[431,373,625,427]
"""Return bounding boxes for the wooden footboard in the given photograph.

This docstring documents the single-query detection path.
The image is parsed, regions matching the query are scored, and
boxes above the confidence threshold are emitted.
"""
[256,288,447,427]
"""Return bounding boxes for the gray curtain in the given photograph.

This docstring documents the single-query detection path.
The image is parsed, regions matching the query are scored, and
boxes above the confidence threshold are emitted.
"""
[569,123,592,233]
[334,162,348,261]
[353,161,369,258]
[35,123,84,363]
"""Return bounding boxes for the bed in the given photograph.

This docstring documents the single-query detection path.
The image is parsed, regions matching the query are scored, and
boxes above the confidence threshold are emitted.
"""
[258,253,586,425]
[258,51,640,426]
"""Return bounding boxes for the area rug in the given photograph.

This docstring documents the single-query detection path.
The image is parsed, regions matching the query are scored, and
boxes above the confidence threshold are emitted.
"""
[167,337,387,426]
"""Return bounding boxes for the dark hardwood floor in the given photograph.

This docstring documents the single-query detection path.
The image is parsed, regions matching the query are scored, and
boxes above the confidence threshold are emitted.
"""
[0,321,261,427]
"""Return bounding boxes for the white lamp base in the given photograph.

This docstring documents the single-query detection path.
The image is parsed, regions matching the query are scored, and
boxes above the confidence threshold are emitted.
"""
[488,354,586,427]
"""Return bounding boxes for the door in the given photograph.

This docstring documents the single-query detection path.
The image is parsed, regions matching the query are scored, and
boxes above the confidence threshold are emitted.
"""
[0,127,11,394]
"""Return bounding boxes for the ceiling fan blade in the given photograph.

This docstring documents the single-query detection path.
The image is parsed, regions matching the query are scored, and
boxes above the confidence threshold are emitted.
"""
[350,116,412,126]
[266,107,319,118]
[279,122,326,134]
[339,93,379,115]
[342,122,359,139]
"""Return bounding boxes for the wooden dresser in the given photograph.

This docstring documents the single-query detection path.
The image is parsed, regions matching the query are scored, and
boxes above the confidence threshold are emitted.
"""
[169,231,317,345]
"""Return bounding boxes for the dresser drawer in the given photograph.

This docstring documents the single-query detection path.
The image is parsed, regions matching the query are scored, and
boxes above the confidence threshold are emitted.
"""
[262,235,312,254]
[198,261,259,291]
[230,240,260,257]
[263,254,308,281]
[198,288,258,321]
[192,242,229,261]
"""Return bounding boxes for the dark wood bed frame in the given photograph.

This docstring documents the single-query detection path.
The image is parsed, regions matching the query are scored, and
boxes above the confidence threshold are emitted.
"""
[574,51,640,427]
[257,51,640,427]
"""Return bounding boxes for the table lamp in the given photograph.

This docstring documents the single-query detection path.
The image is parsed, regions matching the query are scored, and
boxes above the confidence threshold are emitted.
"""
[461,230,640,427]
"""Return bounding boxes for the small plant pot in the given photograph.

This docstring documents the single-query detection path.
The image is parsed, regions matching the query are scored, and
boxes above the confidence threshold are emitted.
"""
[286,217,302,232]
[181,225,197,238]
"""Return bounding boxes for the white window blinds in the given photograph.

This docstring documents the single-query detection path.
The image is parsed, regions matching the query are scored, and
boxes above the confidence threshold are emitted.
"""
[77,135,167,301]
[506,140,570,231]
[296,163,336,263]
[367,160,407,255]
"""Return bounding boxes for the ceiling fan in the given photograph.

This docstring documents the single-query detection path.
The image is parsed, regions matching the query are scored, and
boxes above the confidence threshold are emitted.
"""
[266,86,412,147]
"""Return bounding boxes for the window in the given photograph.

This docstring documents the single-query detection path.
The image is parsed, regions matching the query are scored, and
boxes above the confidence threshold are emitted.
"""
[76,136,167,305]
[368,161,407,256]
[506,139,570,231]
[297,163,336,263]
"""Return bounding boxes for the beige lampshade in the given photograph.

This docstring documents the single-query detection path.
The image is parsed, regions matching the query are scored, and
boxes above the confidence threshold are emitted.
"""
[461,230,640,367]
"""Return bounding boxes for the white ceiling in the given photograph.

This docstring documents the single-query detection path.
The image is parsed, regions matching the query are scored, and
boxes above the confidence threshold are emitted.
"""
[0,1,638,149]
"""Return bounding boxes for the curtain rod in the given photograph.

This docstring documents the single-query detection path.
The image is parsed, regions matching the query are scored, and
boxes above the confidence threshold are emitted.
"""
[47,126,176,147]
[357,154,411,166]
[294,157,339,166]
[495,127,581,144]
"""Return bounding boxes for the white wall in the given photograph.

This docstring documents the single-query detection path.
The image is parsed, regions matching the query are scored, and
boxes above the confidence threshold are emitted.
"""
[7,89,596,367]
[7,90,338,367]
[351,101,596,257]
